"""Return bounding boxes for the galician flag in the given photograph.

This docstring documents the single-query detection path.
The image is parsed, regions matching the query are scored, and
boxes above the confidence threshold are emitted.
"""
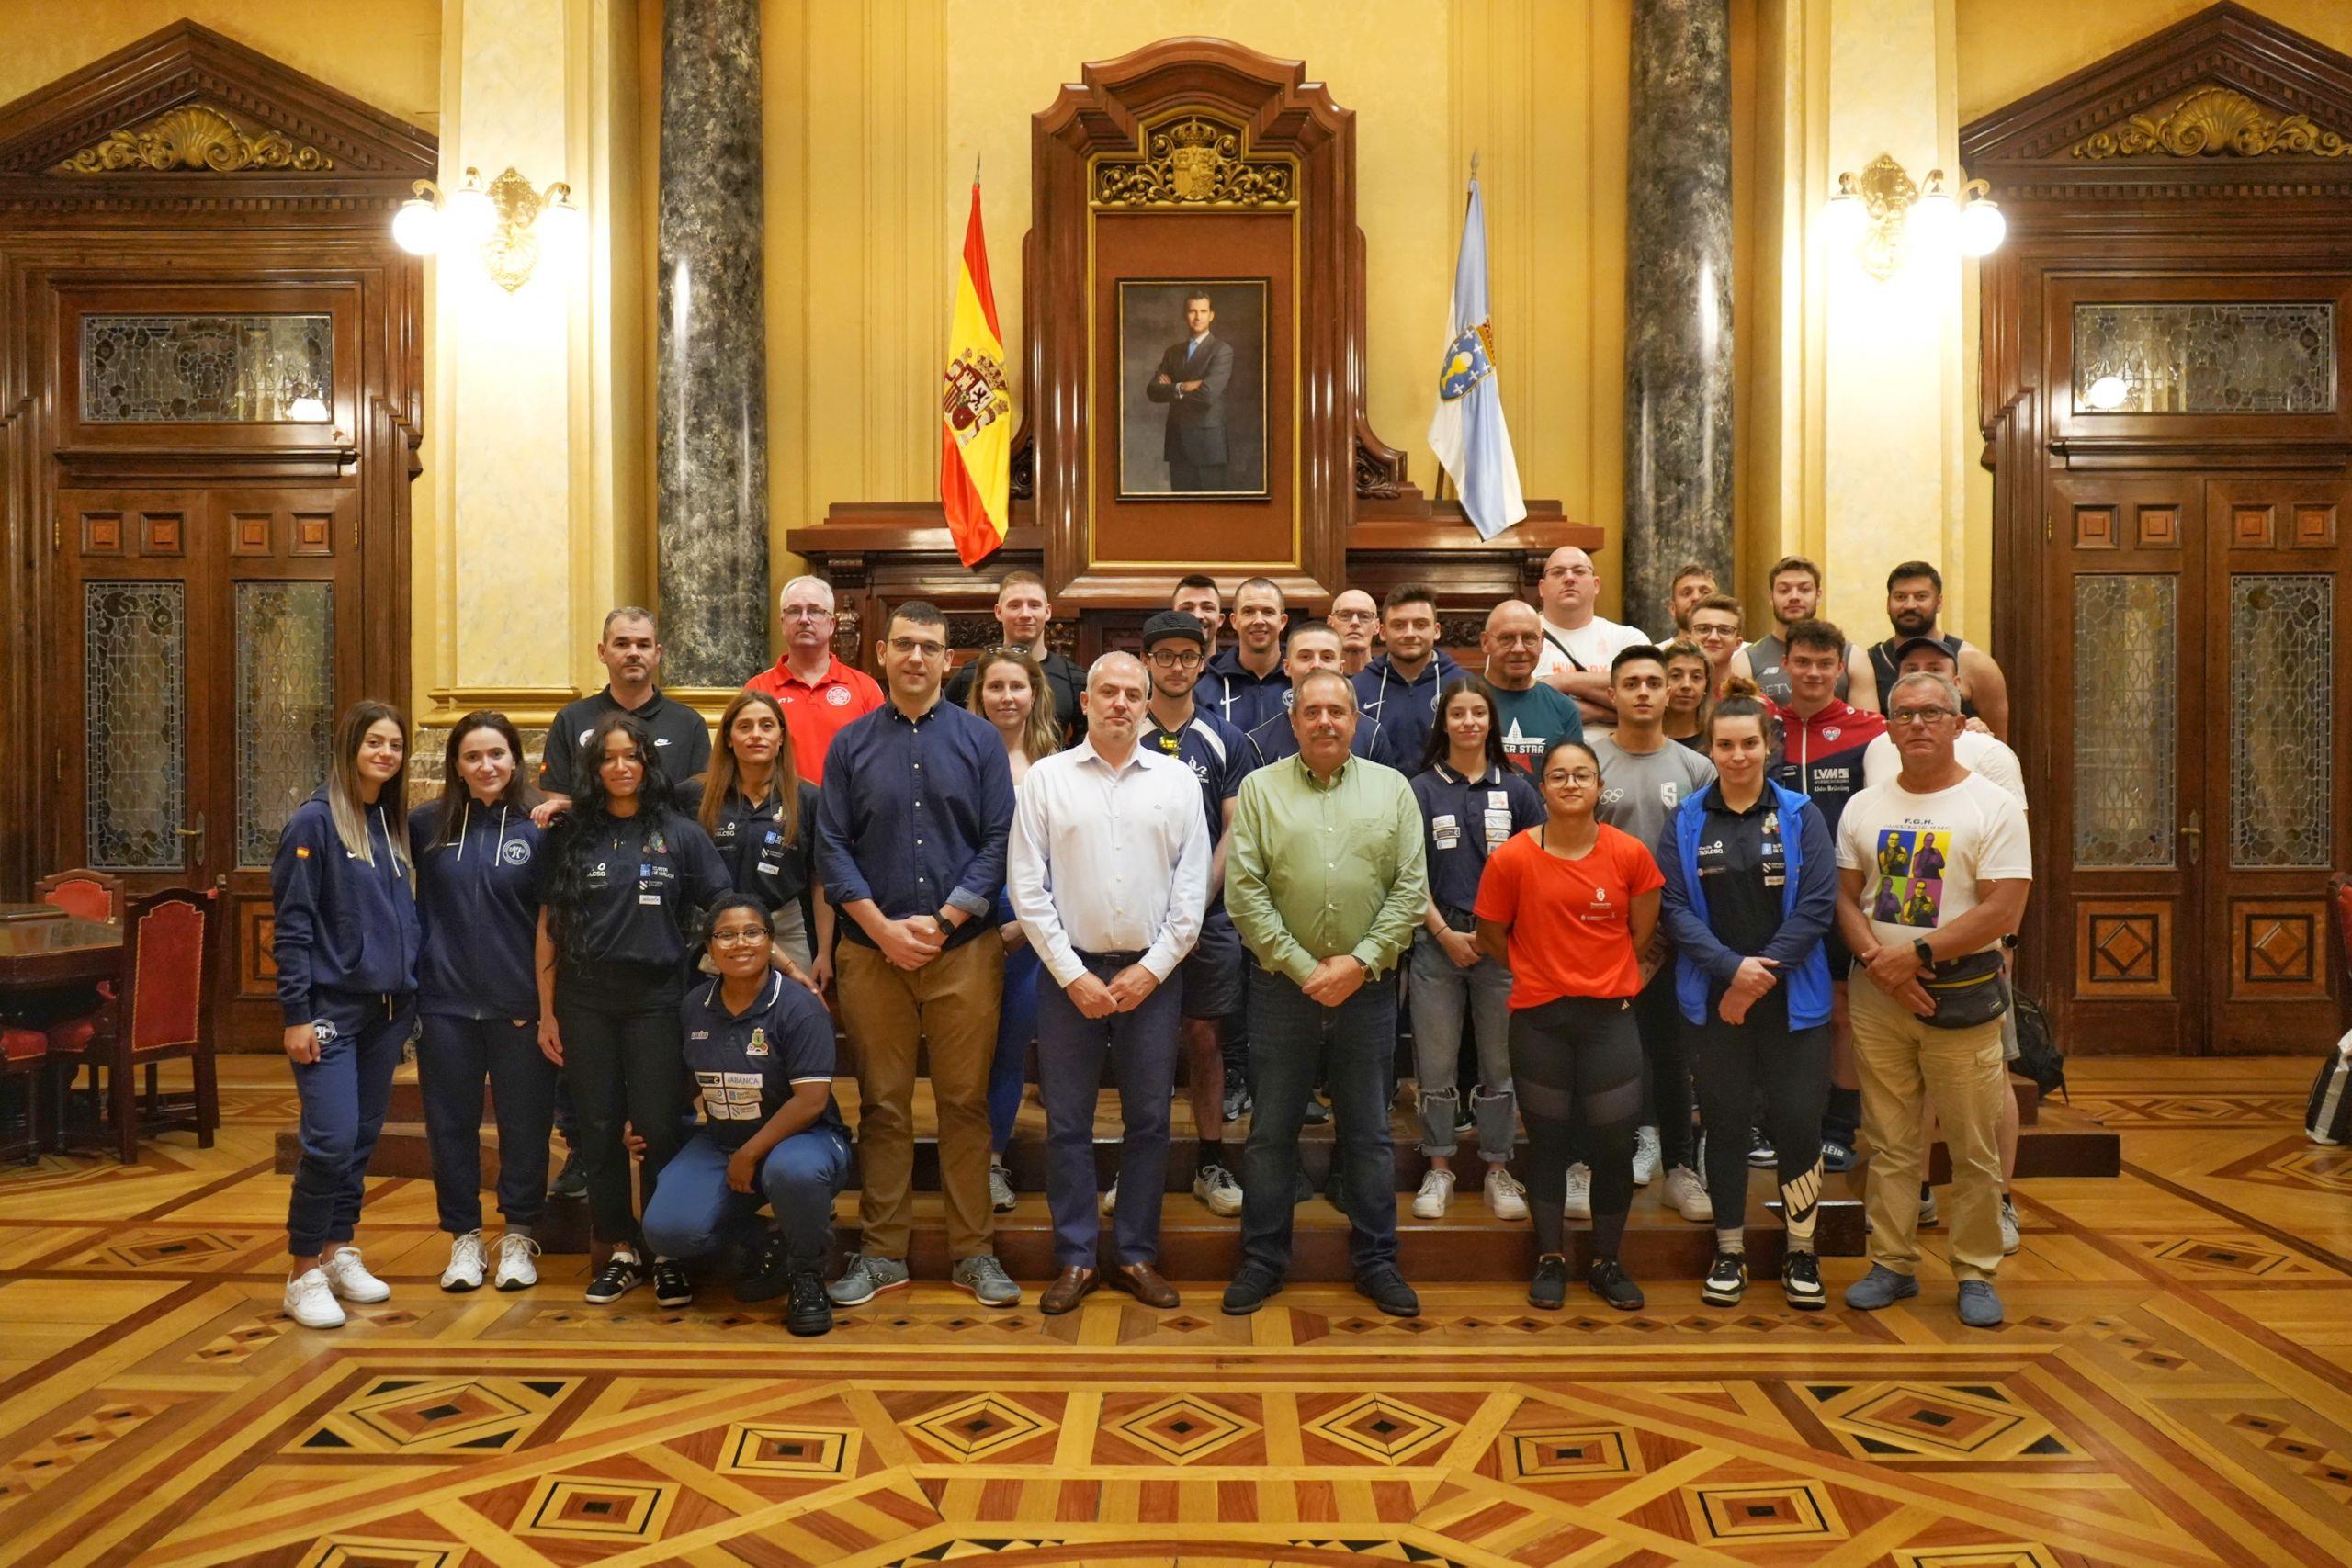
[1427,174,1525,540]
[940,177,1012,567]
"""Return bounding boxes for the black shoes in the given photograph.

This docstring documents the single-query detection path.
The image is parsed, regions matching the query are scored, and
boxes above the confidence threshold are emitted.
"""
[1588,1258,1645,1312]
[1354,1265,1420,1318]
[735,1232,791,1303]
[548,1149,589,1201]
[583,1253,644,1304]
[651,1258,693,1308]
[1781,1248,1826,1311]
[784,1269,833,1337]
[1529,1253,1570,1310]
[1222,1265,1284,1315]
[1702,1249,1748,1307]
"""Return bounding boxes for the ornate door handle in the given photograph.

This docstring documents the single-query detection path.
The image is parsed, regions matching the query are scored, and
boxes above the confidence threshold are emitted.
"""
[175,810,207,865]
[2180,809,2200,867]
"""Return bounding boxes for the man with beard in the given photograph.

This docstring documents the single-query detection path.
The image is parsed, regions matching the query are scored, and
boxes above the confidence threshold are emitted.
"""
[1731,556,1880,714]
[537,607,713,806]
[1868,563,2009,740]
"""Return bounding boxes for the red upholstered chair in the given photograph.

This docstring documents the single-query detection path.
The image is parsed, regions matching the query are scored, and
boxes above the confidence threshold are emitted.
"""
[47,886,220,1163]
[36,867,126,926]
[1,1025,45,1164]
[2330,873,2352,1035]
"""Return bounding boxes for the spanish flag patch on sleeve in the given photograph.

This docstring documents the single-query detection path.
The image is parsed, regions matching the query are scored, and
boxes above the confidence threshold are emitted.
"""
[295,847,311,858]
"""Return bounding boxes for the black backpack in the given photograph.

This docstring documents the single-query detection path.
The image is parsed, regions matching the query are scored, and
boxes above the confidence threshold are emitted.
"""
[2011,990,2065,1100]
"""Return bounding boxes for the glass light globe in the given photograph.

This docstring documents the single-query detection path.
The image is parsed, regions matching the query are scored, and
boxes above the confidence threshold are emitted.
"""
[1822,189,1868,251]
[287,394,330,423]
[536,193,586,265]
[390,197,442,255]
[2085,375,2130,411]
[1911,189,1960,255]
[444,181,496,246]
[1959,197,2007,257]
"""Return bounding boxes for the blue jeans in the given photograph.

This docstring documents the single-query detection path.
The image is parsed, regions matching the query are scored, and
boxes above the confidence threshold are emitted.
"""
[990,929,1041,1153]
[640,1125,853,1269]
[1036,951,1182,1270]
[287,988,413,1257]
[1407,931,1516,1161]
[418,1013,558,1235]
[1240,967,1399,1279]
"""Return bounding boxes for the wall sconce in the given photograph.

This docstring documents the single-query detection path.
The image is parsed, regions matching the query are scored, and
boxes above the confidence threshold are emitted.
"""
[391,164,584,291]
[1823,153,2004,279]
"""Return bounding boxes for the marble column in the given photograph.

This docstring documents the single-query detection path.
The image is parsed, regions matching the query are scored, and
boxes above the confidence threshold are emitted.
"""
[657,0,768,685]
[1622,0,1734,637]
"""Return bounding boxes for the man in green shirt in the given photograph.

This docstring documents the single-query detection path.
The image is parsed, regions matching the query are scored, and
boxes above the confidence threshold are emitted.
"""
[1223,670,1429,1318]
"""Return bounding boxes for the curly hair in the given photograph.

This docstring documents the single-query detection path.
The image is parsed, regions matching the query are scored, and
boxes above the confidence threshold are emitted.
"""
[544,711,682,967]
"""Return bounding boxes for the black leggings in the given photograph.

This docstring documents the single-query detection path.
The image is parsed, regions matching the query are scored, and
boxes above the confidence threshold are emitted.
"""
[1690,1011,1831,1246]
[1510,995,1645,1260]
[554,964,686,1254]
[1632,964,1694,1168]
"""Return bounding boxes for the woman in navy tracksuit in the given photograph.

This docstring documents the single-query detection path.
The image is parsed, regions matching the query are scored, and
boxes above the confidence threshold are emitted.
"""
[409,711,555,1294]
[1657,682,1838,1314]
[272,700,423,1330]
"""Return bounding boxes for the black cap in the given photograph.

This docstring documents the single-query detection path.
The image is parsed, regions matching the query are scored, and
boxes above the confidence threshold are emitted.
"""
[1891,634,1955,668]
[1141,610,1208,649]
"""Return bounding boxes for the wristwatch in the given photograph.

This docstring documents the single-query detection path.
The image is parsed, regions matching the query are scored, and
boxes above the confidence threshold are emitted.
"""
[1912,938,1934,967]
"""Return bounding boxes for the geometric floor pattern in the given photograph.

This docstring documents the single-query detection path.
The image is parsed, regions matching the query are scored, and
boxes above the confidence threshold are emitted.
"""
[3,1057,2350,1564]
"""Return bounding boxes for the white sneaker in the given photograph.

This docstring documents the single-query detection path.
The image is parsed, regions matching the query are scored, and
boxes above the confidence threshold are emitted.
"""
[322,1247,390,1303]
[1412,1168,1456,1219]
[439,1230,486,1292]
[1632,1125,1661,1185]
[1662,1164,1714,1223]
[989,1159,1017,1213]
[1564,1163,1592,1221]
[1193,1163,1243,1217]
[494,1233,541,1291]
[1101,1177,1118,1215]
[1484,1168,1529,1221]
[1999,1195,2021,1255]
[1918,1190,1940,1227]
[285,1267,345,1329]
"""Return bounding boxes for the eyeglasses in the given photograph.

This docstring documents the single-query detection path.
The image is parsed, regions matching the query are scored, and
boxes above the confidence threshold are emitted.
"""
[888,637,947,656]
[710,927,770,946]
[1146,649,1204,669]
[1888,706,1957,727]
[1329,608,1377,624]
[781,605,832,621]
[1544,769,1600,786]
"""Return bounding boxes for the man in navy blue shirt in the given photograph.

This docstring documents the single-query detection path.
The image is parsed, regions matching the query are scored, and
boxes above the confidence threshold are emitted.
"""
[1354,583,1463,767]
[815,601,1019,1311]
[1246,623,1395,771]
[1201,576,1292,732]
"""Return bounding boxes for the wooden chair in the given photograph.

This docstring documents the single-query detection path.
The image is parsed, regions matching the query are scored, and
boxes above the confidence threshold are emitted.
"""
[2330,872,2352,1036]
[36,867,126,926]
[0,1025,45,1163]
[46,886,220,1163]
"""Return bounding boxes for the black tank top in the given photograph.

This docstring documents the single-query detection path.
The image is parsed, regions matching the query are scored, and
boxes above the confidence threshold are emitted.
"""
[1870,633,1978,719]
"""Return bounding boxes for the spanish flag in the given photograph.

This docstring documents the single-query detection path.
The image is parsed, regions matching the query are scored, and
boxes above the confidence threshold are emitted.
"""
[940,179,1012,567]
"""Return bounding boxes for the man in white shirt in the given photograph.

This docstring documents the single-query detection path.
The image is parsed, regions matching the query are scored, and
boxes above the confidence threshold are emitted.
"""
[1532,546,1649,733]
[1009,652,1211,1315]
[1835,671,2031,1331]
[1860,637,2026,806]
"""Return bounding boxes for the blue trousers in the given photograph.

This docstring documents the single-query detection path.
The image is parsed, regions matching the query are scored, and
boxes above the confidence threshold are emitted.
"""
[1035,952,1182,1270]
[287,988,413,1257]
[990,934,1041,1153]
[418,1013,558,1235]
[640,1126,853,1269]
[1240,967,1400,1279]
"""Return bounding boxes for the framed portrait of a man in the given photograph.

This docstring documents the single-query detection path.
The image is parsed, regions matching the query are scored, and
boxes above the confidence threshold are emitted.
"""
[1116,278,1268,499]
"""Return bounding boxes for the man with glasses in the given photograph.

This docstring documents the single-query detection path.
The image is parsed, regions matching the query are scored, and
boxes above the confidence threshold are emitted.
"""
[1203,577,1293,732]
[1835,671,2031,1330]
[1481,600,1585,771]
[816,602,1021,1309]
[1532,547,1647,733]
[1171,575,1227,712]
[1330,589,1381,676]
[945,570,1086,741]
[1140,611,1253,1203]
[746,576,884,785]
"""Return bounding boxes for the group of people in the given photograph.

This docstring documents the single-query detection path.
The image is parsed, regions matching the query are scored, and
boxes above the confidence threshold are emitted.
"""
[270,546,2030,1337]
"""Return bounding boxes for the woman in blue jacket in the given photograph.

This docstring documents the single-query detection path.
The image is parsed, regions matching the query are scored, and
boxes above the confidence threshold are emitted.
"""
[271,700,423,1331]
[1657,680,1838,1313]
[409,712,553,1294]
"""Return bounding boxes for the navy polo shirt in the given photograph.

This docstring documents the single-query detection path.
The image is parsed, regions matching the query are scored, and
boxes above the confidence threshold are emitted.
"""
[815,694,1013,950]
[1410,761,1544,924]
[679,970,847,1149]
[675,777,821,913]
[540,686,713,796]
[1141,708,1251,845]
[548,807,731,970]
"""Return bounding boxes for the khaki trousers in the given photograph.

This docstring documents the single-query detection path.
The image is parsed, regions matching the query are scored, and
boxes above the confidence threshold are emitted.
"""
[837,935,1004,1263]
[1849,976,2007,1284]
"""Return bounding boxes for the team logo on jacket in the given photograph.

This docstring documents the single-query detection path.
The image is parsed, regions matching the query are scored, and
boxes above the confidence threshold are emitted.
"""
[1822,727,1841,741]
[825,685,852,706]
[501,839,533,865]
[746,1027,770,1057]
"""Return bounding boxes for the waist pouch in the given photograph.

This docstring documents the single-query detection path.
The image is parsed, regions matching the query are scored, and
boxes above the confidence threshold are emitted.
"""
[1920,949,2008,1031]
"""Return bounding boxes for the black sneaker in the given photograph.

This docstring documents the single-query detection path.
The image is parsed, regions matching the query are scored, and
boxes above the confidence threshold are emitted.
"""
[1354,1265,1420,1318]
[1303,1096,1331,1125]
[1701,1249,1748,1307]
[1222,1069,1252,1123]
[1588,1258,1645,1312]
[784,1269,833,1337]
[1781,1248,1826,1311]
[651,1258,693,1308]
[735,1232,791,1303]
[584,1252,645,1304]
[1222,1264,1284,1315]
[1820,1138,1857,1173]
[549,1148,589,1201]
[1529,1253,1570,1310]
[1454,1102,1476,1135]
[1747,1127,1776,1168]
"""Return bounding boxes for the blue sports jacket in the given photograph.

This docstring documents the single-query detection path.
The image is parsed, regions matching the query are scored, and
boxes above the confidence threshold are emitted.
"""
[1659,779,1836,1029]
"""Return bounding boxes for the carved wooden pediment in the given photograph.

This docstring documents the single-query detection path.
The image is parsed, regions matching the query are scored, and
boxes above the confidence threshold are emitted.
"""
[1961,2,2352,199]
[56,102,334,174]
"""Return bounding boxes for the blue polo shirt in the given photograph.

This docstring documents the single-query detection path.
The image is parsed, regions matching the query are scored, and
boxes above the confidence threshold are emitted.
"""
[1142,708,1251,845]
[1409,761,1544,925]
[679,970,847,1149]
[815,694,1013,951]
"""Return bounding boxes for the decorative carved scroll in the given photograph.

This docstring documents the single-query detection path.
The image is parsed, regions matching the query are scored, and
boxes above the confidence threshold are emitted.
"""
[56,103,335,174]
[1094,115,1296,208]
[2073,86,2349,160]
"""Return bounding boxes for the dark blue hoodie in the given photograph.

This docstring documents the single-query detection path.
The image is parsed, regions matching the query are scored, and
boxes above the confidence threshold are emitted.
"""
[409,798,548,1021]
[270,787,422,1024]
[1353,649,1465,769]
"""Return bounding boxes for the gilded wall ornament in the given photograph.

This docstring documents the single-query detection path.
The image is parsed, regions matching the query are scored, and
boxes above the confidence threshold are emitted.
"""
[2073,86,2349,160]
[57,103,334,174]
[1094,116,1295,208]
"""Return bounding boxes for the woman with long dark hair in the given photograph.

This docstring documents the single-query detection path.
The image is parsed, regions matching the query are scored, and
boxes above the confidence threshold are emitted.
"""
[273,700,422,1329]
[408,712,554,1293]
[537,710,729,1306]
[1407,676,1542,1220]
[677,688,830,990]
[966,647,1061,1213]
[1659,681,1838,1311]
[1475,735,1665,1313]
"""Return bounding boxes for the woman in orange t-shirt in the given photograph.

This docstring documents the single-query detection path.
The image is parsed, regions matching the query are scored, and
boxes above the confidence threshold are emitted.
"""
[1475,736,1665,1314]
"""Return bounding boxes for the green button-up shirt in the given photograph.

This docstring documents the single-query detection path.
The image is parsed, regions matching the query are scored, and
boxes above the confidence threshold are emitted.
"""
[1227,752,1429,985]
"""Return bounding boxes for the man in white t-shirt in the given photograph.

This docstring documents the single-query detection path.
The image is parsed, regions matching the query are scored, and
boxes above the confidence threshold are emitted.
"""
[1860,637,2025,805]
[1834,671,2031,1330]
[1532,546,1648,734]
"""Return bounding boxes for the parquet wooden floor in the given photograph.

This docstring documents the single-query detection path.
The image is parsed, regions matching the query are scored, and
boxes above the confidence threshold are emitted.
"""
[2,1056,2347,1566]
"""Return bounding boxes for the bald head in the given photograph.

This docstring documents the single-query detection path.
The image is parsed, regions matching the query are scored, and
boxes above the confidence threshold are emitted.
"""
[1483,599,1545,690]
[1330,588,1379,671]
[1538,546,1600,626]
[1081,650,1148,753]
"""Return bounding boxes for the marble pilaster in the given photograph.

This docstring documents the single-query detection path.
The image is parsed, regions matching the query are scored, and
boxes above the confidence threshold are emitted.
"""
[656,0,768,685]
[1622,0,1735,637]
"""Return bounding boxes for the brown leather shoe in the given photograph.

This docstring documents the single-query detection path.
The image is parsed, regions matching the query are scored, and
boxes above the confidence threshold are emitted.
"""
[1109,1261,1181,1309]
[1039,1266,1097,1315]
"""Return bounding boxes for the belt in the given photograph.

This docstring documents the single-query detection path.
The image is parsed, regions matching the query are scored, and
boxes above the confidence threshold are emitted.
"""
[1074,948,1145,965]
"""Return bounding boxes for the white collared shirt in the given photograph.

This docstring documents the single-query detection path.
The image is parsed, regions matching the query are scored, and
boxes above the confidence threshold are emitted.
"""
[1008,739,1212,988]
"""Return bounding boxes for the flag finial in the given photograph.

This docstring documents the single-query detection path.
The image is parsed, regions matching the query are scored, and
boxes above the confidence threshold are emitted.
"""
[1469,149,1480,181]
[974,152,982,186]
